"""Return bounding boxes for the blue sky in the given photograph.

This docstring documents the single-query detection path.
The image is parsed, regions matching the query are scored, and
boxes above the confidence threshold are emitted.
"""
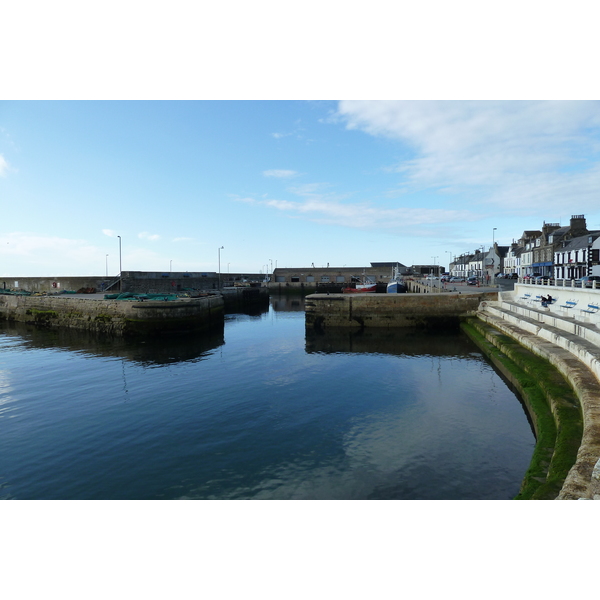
[2,100,600,277]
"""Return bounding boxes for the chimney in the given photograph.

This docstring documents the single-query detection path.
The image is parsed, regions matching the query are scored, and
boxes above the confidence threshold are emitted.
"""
[569,214,587,237]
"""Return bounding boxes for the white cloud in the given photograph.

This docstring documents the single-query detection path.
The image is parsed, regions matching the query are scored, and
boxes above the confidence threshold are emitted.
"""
[263,169,298,178]
[0,154,9,177]
[1,232,108,276]
[172,237,194,243]
[336,100,600,211]
[138,231,160,241]
[102,229,118,237]
[242,183,478,233]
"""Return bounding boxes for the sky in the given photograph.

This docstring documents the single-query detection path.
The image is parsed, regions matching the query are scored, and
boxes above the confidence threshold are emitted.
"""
[3,99,600,277]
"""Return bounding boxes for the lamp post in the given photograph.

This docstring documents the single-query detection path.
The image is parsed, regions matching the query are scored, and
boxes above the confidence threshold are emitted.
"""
[218,246,224,289]
[117,236,122,290]
[105,254,109,277]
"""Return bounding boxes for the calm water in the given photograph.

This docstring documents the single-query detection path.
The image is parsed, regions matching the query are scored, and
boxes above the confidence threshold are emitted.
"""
[0,295,535,500]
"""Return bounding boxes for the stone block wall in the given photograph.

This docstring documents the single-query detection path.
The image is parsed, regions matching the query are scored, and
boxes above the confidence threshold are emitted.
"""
[0,294,224,336]
[305,292,498,329]
[2,276,115,293]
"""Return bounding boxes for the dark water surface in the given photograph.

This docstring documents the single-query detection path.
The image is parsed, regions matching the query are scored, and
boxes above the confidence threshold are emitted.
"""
[0,296,535,499]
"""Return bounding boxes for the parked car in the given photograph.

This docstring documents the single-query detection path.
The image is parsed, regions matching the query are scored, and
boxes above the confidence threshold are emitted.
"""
[578,276,600,288]
[508,273,518,279]
[466,277,478,286]
[534,275,552,283]
[495,273,504,278]
[449,277,465,283]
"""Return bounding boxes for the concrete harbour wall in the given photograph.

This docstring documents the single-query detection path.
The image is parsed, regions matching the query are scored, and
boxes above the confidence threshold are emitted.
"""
[2,276,116,293]
[305,292,498,329]
[0,294,224,336]
[478,289,600,500]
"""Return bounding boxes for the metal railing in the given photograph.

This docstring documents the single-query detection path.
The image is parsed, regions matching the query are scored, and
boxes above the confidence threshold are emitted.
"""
[519,278,600,290]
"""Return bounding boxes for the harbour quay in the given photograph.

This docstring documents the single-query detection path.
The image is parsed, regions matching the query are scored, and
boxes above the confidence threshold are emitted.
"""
[305,290,498,329]
[0,288,269,336]
[0,293,226,336]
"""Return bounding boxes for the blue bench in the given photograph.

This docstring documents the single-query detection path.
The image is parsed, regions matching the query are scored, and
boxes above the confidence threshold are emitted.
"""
[581,304,599,315]
[560,300,577,309]
[520,293,531,301]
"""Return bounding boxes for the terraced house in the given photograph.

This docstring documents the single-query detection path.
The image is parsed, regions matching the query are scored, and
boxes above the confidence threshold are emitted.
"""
[554,230,600,280]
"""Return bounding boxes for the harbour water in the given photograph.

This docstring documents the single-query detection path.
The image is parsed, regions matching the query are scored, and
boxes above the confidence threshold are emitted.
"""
[0,295,535,500]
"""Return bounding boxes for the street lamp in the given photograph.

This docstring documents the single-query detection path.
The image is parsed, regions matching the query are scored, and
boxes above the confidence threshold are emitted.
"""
[491,228,497,280]
[105,254,109,277]
[117,236,122,289]
[218,246,224,289]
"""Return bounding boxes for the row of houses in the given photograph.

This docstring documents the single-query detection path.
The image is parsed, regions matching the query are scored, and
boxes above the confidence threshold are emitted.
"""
[449,215,600,280]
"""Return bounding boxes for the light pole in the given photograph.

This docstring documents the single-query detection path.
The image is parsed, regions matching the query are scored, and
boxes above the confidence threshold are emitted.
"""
[105,254,109,277]
[170,260,172,273]
[431,256,438,289]
[218,246,224,289]
[117,236,122,289]
[491,228,497,280]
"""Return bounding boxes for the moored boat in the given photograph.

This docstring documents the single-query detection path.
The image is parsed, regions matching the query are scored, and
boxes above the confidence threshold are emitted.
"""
[343,281,377,293]
[386,268,407,293]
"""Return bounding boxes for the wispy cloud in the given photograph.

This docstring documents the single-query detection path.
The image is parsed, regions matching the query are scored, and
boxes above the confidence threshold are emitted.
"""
[1,232,107,275]
[237,183,478,233]
[138,231,160,241]
[263,169,298,178]
[0,154,10,177]
[336,100,600,213]
[172,237,194,243]
[102,229,118,237]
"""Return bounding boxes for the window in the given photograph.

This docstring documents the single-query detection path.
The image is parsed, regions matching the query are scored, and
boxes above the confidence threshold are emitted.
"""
[335,276,345,283]
[320,276,330,282]
[306,276,315,282]
[291,277,300,282]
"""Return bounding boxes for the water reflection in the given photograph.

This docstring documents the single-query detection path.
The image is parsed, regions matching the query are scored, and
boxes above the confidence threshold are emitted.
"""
[271,294,306,312]
[0,321,224,367]
[305,326,478,358]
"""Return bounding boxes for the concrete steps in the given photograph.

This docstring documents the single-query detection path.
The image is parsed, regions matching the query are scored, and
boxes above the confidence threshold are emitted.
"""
[477,299,600,499]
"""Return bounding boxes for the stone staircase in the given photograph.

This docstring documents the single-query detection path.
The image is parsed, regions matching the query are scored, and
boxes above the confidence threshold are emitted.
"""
[477,293,600,499]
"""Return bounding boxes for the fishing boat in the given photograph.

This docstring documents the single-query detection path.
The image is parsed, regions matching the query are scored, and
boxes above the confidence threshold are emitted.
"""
[343,282,377,293]
[386,268,407,293]
[343,275,377,293]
